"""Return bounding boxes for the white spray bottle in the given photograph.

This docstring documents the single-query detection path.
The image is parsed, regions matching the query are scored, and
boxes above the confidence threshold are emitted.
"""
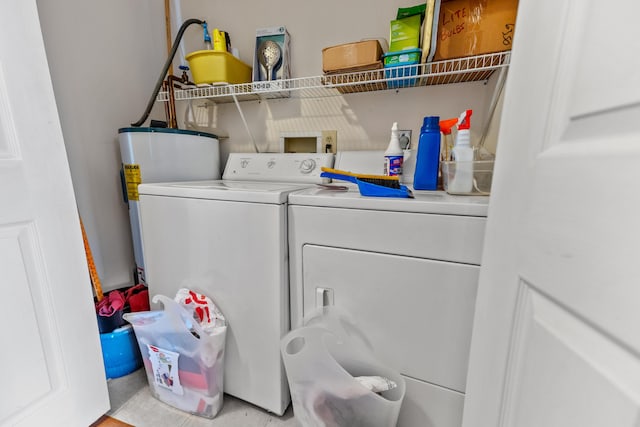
[384,122,403,177]
[448,109,474,193]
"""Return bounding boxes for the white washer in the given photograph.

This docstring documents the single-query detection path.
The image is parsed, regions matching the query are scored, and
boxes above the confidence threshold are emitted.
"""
[287,151,489,427]
[137,152,334,416]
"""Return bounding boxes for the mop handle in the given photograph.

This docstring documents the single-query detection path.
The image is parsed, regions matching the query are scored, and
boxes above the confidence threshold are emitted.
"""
[80,217,103,302]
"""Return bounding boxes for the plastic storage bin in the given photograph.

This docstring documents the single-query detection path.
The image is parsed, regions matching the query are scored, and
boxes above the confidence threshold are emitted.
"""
[281,308,405,427]
[442,160,495,195]
[185,50,252,85]
[124,295,227,418]
[383,48,421,88]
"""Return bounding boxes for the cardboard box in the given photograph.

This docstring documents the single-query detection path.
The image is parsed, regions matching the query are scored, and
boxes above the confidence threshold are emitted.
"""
[253,26,290,90]
[322,40,383,73]
[433,0,518,61]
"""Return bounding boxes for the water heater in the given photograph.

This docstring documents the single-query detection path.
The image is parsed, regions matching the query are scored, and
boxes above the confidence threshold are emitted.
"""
[118,127,220,284]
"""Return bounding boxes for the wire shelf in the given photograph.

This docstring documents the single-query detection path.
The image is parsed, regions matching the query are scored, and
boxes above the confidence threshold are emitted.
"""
[157,51,510,104]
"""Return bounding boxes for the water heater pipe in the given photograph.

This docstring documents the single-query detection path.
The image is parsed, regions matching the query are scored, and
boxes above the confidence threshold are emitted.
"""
[164,0,173,75]
[131,18,203,127]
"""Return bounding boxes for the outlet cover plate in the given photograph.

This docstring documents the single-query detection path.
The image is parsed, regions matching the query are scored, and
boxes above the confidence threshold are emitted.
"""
[398,130,412,149]
[321,130,338,153]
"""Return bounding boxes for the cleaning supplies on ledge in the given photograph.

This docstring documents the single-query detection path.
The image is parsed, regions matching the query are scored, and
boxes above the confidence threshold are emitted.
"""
[438,108,495,195]
[442,160,494,195]
[384,122,403,177]
[439,118,458,165]
[447,109,475,193]
[320,167,414,198]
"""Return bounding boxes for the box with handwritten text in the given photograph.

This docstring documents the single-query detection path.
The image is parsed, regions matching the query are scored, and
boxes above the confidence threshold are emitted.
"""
[433,0,518,61]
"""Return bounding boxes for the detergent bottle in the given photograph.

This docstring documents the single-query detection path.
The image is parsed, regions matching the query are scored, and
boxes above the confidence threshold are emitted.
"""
[384,122,403,177]
[448,109,474,193]
[413,116,440,190]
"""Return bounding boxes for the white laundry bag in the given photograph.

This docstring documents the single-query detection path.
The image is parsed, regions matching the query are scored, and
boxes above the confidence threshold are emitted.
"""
[124,294,226,418]
[281,307,405,427]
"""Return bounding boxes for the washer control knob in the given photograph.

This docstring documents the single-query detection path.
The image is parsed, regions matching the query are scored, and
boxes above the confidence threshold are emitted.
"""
[299,158,316,174]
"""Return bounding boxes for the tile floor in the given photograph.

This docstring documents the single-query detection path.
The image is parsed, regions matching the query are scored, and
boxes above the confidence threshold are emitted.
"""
[106,368,297,427]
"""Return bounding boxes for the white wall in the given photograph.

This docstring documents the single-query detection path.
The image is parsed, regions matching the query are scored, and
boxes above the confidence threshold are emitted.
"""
[37,0,166,291]
[36,0,503,292]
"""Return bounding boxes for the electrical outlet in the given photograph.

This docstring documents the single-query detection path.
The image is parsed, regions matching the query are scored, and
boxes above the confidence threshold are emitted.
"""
[321,130,338,153]
[398,130,412,149]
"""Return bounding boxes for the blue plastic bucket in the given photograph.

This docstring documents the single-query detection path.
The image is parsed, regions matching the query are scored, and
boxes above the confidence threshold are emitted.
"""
[100,324,142,379]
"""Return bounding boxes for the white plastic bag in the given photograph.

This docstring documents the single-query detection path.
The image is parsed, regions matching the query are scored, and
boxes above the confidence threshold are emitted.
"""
[281,307,405,427]
[175,288,226,335]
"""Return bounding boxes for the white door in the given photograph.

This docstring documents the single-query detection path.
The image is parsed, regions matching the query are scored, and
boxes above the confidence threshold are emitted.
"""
[462,0,640,426]
[0,1,109,426]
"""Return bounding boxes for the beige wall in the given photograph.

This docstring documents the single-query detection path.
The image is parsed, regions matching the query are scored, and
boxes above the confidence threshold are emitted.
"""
[37,0,504,291]
[175,0,503,162]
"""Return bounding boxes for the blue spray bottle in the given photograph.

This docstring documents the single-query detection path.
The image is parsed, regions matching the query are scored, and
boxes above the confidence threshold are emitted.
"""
[413,116,441,190]
[202,22,213,50]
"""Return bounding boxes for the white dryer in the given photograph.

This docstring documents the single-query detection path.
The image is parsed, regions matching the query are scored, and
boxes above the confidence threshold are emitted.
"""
[137,152,334,415]
[287,151,489,427]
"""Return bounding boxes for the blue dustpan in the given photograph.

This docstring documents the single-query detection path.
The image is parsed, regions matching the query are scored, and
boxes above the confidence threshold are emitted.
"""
[320,171,414,198]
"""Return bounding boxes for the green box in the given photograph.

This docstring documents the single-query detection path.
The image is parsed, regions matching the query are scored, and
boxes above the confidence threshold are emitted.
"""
[383,48,422,66]
[389,14,421,52]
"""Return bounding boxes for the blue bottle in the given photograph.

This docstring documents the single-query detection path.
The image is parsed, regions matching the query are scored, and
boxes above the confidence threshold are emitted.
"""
[413,116,441,190]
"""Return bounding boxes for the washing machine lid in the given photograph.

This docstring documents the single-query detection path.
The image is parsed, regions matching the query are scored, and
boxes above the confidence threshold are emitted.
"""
[138,180,311,204]
[288,186,489,216]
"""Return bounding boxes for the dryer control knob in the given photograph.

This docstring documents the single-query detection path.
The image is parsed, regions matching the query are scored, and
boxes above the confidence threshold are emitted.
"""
[299,159,316,174]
